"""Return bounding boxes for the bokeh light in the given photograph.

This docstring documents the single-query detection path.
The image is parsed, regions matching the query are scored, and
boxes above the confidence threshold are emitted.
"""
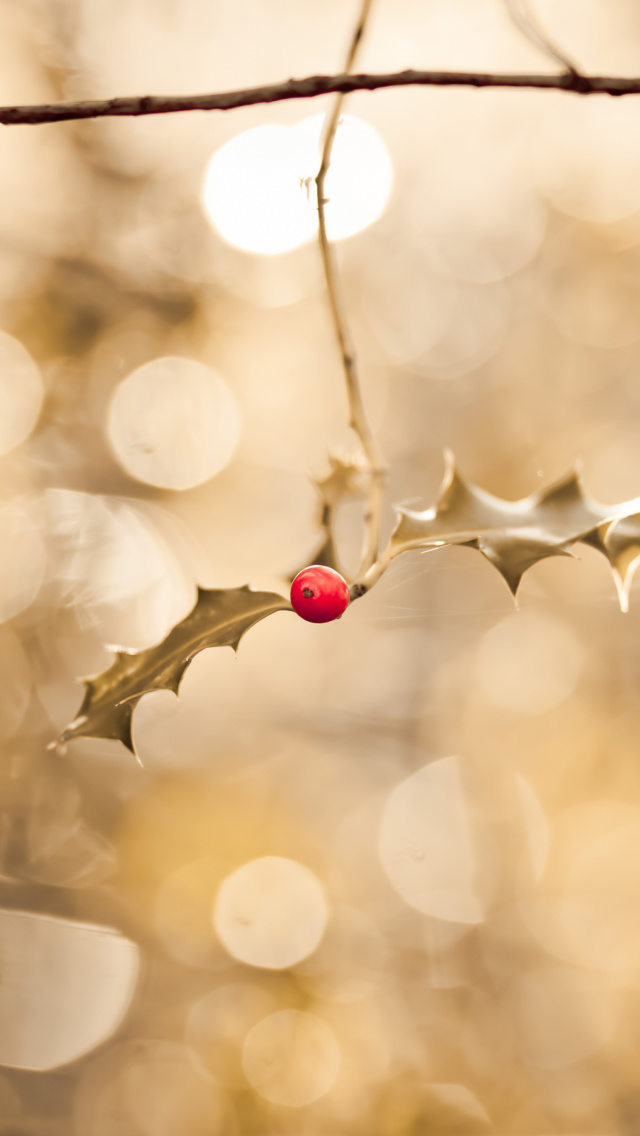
[75,1040,220,1136]
[295,904,387,1003]
[45,489,197,647]
[0,503,46,623]
[523,800,640,983]
[186,983,277,1085]
[107,357,241,490]
[0,911,138,1071]
[535,96,640,224]
[242,1009,341,1105]
[155,859,232,970]
[3,2,640,1131]
[213,856,329,968]
[0,331,43,456]
[476,612,585,714]
[202,115,393,255]
[560,808,640,977]
[362,256,457,365]
[404,97,546,284]
[543,230,640,350]
[512,966,620,1070]
[378,757,548,923]
[25,773,117,889]
[378,756,485,924]
[0,626,31,741]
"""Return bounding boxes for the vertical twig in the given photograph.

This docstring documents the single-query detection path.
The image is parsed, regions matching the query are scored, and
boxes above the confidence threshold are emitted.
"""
[503,0,583,81]
[315,0,387,580]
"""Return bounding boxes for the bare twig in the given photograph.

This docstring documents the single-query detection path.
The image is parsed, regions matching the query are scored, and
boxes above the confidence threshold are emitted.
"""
[316,0,387,580]
[350,541,397,599]
[0,69,638,128]
[504,0,581,79]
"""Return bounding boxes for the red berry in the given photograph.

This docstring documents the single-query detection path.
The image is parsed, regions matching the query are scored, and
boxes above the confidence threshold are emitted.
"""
[290,565,350,623]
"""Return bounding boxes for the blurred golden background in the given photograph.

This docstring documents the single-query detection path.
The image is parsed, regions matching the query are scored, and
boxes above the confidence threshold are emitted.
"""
[2,0,640,1131]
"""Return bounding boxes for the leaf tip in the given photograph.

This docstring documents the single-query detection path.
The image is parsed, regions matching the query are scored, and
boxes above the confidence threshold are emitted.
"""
[612,568,631,613]
[504,574,523,603]
[47,737,67,756]
[441,448,457,488]
[120,724,137,756]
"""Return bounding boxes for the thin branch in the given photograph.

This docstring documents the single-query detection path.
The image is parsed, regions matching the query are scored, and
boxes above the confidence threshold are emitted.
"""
[316,0,387,581]
[503,0,581,78]
[0,68,638,128]
[350,541,397,599]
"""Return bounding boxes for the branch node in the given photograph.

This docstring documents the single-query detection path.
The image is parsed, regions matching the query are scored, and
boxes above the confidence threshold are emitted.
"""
[564,68,593,94]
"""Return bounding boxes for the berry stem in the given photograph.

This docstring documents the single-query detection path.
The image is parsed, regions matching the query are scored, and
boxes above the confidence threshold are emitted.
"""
[349,539,397,599]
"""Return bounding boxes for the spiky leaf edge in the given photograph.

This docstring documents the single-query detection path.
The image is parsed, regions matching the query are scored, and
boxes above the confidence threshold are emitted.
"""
[57,585,291,757]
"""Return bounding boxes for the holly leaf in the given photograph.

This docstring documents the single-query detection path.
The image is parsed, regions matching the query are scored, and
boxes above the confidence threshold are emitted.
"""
[389,453,640,602]
[289,456,366,582]
[315,456,366,509]
[599,512,640,611]
[58,586,291,756]
[300,527,343,577]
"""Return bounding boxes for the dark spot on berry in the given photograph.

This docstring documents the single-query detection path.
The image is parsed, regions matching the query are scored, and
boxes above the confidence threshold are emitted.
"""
[302,587,314,598]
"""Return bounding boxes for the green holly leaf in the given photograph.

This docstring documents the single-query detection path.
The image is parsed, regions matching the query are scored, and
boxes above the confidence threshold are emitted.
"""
[58,586,291,756]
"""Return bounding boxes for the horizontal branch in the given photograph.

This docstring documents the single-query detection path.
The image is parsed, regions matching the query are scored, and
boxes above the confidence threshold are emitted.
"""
[1,67,639,127]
